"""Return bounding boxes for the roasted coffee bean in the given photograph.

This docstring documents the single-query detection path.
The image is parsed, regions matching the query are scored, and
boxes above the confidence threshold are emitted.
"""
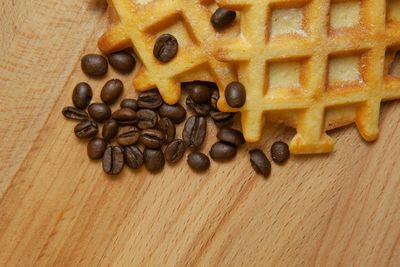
[186,96,210,116]
[158,103,186,124]
[183,116,207,149]
[225,82,246,108]
[102,146,124,175]
[211,8,236,29]
[62,106,89,121]
[137,90,163,109]
[209,141,237,160]
[140,129,164,148]
[112,108,137,125]
[87,137,107,160]
[81,54,108,77]
[190,84,212,104]
[74,120,98,139]
[187,152,210,172]
[249,149,271,178]
[158,117,176,143]
[101,79,123,104]
[120,98,138,111]
[217,127,245,146]
[271,141,290,163]
[153,34,178,63]
[72,82,92,109]
[116,126,140,146]
[88,103,111,123]
[124,145,144,169]
[108,51,136,73]
[144,148,165,173]
[210,89,219,110]
[165,139,186,163]
[210,111,235,127]
[102,119,119,140]
[137,109,158,129]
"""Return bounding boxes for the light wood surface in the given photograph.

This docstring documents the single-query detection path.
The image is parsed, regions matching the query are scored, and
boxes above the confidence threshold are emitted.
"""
[1,1,400,266]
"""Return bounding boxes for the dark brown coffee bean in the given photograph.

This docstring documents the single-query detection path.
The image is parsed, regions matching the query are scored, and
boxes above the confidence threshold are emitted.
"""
[210,89,219,110]
[117,126,140,146]
[137,109,158,129]
[271,141,290,163]
[62,106,89,121]
[187,152,210,172]
[158,103,186,124]
[81,54,108,77]
[217,127,245,146]
[137,89,163,109]
[249,149,271,178]
[183,116,207,149]
[144,148,165,173]
[190,84,212,104]
[209,141,237,161]
[124,145,144,169]
[72,82,92,109]
[140,129,164,148]
[112,108,138,125]
[165,139,186,163]
[211,8,236,29]
[102,119,119,140]
[87,137,107,160]
[153,34,178,63]
[102,146,124,175]
[120,98,138,111]
[225,82,246,108]
[101,79,123,104]
[186,96,210,116]
[74,120,98,139]
[88,103,111,123]
[108,51,136,73]
[210,111,235,127]
[158,117,176,143]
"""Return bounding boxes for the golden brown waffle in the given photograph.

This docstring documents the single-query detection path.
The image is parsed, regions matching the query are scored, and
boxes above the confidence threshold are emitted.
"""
[98,0,238,105]
[215,0,400,154]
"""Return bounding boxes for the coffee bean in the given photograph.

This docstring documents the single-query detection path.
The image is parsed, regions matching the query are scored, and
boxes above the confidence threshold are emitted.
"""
[124,145,144,169]
[102,146,124,175]
[190,84,212,104]
[187,152,210,172]
[72,82,92,109]
[249,149,271,178]
[81,54,108,77]
[74,120,98,139]
[116,126,140,146]
[186,96,210,116]
[140,129,164,148]
[165,139,186,163]
[209,141,237,161]
[144,148,165,173]
[225,82,246,108]
[210,89,219,110]
[112,108,137,125]
[120,98,138,111]
[211,8,236,29]
[183,116,207,149]
[102,119,119,140]
[137,89,163,109]
[271,141,290,163]
[108,51,136,73]
[158,117,176,143]
[153,34,178,63]
[217,127,245,146]
[101,79,123,104]
[158,103,186,124]
[88,103,111,123]
[62,106,89,121]
[137,109,158,129]
[210,111,235,127]
[87,137,107,160]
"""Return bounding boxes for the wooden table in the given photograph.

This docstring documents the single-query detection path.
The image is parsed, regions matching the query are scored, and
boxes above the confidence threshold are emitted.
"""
[1,1,399,266]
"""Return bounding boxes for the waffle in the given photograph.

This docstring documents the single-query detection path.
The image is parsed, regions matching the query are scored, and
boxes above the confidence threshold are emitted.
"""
[98,0,238,105]
[215,0,400,154]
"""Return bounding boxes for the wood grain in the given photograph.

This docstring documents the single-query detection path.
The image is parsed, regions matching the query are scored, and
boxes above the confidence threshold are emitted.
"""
[0,0,399,266]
